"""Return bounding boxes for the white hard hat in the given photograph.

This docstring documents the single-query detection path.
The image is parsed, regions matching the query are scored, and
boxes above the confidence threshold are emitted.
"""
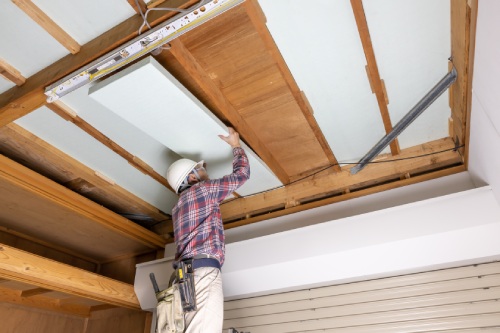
[166,158,204,194]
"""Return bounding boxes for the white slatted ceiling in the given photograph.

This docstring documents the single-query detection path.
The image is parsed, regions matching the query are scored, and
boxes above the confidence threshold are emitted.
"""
[223,262,500,333]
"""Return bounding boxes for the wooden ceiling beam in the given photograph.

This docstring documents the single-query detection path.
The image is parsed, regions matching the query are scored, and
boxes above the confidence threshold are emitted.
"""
[243,0,341,171]
[0,244,140,309]
[168,38,291,184]
[0,0,198,128]
[221,137,462,222]
[224,165,465,229]
[0,152,166,248]
[0,123,171,228]
[47,100,174,192]
[351,0,400,156]
[11,0,81,54]
[0,58,26,86]
[450,0,478,168]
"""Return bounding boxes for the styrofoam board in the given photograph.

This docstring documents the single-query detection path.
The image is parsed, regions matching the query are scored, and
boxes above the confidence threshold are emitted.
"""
[89,56,282,195]
[14,106,179,213]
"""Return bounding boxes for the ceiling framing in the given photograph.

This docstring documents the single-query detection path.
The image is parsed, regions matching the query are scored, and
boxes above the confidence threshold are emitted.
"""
[0,0,477,316]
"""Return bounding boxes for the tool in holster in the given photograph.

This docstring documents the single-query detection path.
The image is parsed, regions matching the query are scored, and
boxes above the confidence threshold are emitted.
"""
[176,259,197,312]
[149,273,184,333]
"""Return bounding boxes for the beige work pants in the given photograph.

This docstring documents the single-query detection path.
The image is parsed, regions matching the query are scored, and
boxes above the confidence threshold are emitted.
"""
[184,267,223,333]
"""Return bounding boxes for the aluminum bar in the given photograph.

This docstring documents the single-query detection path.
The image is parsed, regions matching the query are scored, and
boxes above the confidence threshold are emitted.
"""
[350,66,457,175]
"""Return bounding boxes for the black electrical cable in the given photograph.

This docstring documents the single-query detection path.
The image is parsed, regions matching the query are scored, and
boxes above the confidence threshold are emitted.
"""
[220,144,465,205]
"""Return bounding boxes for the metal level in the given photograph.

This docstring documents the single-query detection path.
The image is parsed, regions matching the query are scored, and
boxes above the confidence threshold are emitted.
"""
[350,66,458,175]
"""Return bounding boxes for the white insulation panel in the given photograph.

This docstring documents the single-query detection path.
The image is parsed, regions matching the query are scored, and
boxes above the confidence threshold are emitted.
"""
[14,106,179,213]
[89,56,282,196]
[258,0,451,162]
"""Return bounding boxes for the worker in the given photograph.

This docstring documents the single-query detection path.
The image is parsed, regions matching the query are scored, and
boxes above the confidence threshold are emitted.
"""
[166,127,250,332]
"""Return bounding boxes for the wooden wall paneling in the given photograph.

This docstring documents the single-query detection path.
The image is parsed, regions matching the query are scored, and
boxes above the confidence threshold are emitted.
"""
[47,101,174,192]
[86,307,148,333]
[12,0,81,54]
[220,137,463,223]
[0,302,85,333]
[351,0,400,156]
[0,0,197,127]
[167,38,290,184]
[0,58,26,86]
[450,0,478,167]
[0,244,141,309]
[243,0,341,171]
[0,123,171,230]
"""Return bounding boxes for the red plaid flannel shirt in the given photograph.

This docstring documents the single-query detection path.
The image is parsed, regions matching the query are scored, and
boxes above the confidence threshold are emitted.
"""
[172,147,250,266]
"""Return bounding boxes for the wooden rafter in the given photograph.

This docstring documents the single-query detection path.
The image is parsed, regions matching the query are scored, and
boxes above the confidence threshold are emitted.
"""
[11,0,81,54]
[220,137,463,224]
[0,153,166,249]
[167,38,290,184]
[128,0,148,14]
[0,123,171,227]
[47,100,174,192]
[350,0,400,156]
[0,244,140,309]
[450,0,478,168]
[0,58,26,86]
[0,0,198,128]
[243,0,341,171]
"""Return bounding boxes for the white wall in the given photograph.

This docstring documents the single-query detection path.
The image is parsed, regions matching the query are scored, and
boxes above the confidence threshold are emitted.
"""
[468,0,500,204]
[223,186,500,300]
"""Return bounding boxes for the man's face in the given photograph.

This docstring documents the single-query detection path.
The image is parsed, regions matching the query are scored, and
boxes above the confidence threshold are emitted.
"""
[188,166,209,184]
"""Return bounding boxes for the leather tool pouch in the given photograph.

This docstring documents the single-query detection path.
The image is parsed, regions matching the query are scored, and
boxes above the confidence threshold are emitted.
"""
[176,260,197,312]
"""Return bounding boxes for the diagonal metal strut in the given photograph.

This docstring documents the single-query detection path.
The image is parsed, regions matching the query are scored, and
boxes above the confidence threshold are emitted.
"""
[350,66,457,175]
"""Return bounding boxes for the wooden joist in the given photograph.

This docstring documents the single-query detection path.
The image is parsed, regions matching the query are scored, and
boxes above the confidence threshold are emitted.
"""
[450,0,478,168]
[0,152,166,249]
[0,0,197,128]
[47,100,174,192]
[351,0,400,156]
[0,58,26,86]
[0,123,170,227]
[0,244,140,310]
[221,137,463,225]
[12,0,81,54]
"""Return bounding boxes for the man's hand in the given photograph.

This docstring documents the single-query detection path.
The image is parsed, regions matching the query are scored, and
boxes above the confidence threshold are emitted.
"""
[219,127,241,148]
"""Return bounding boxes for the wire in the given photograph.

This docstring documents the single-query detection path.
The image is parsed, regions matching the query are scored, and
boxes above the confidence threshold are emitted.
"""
[136,0,211,35]
[220,144,465,205]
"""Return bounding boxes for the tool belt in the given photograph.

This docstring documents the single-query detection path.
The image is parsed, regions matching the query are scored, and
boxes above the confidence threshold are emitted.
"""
[175,255,221,313]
